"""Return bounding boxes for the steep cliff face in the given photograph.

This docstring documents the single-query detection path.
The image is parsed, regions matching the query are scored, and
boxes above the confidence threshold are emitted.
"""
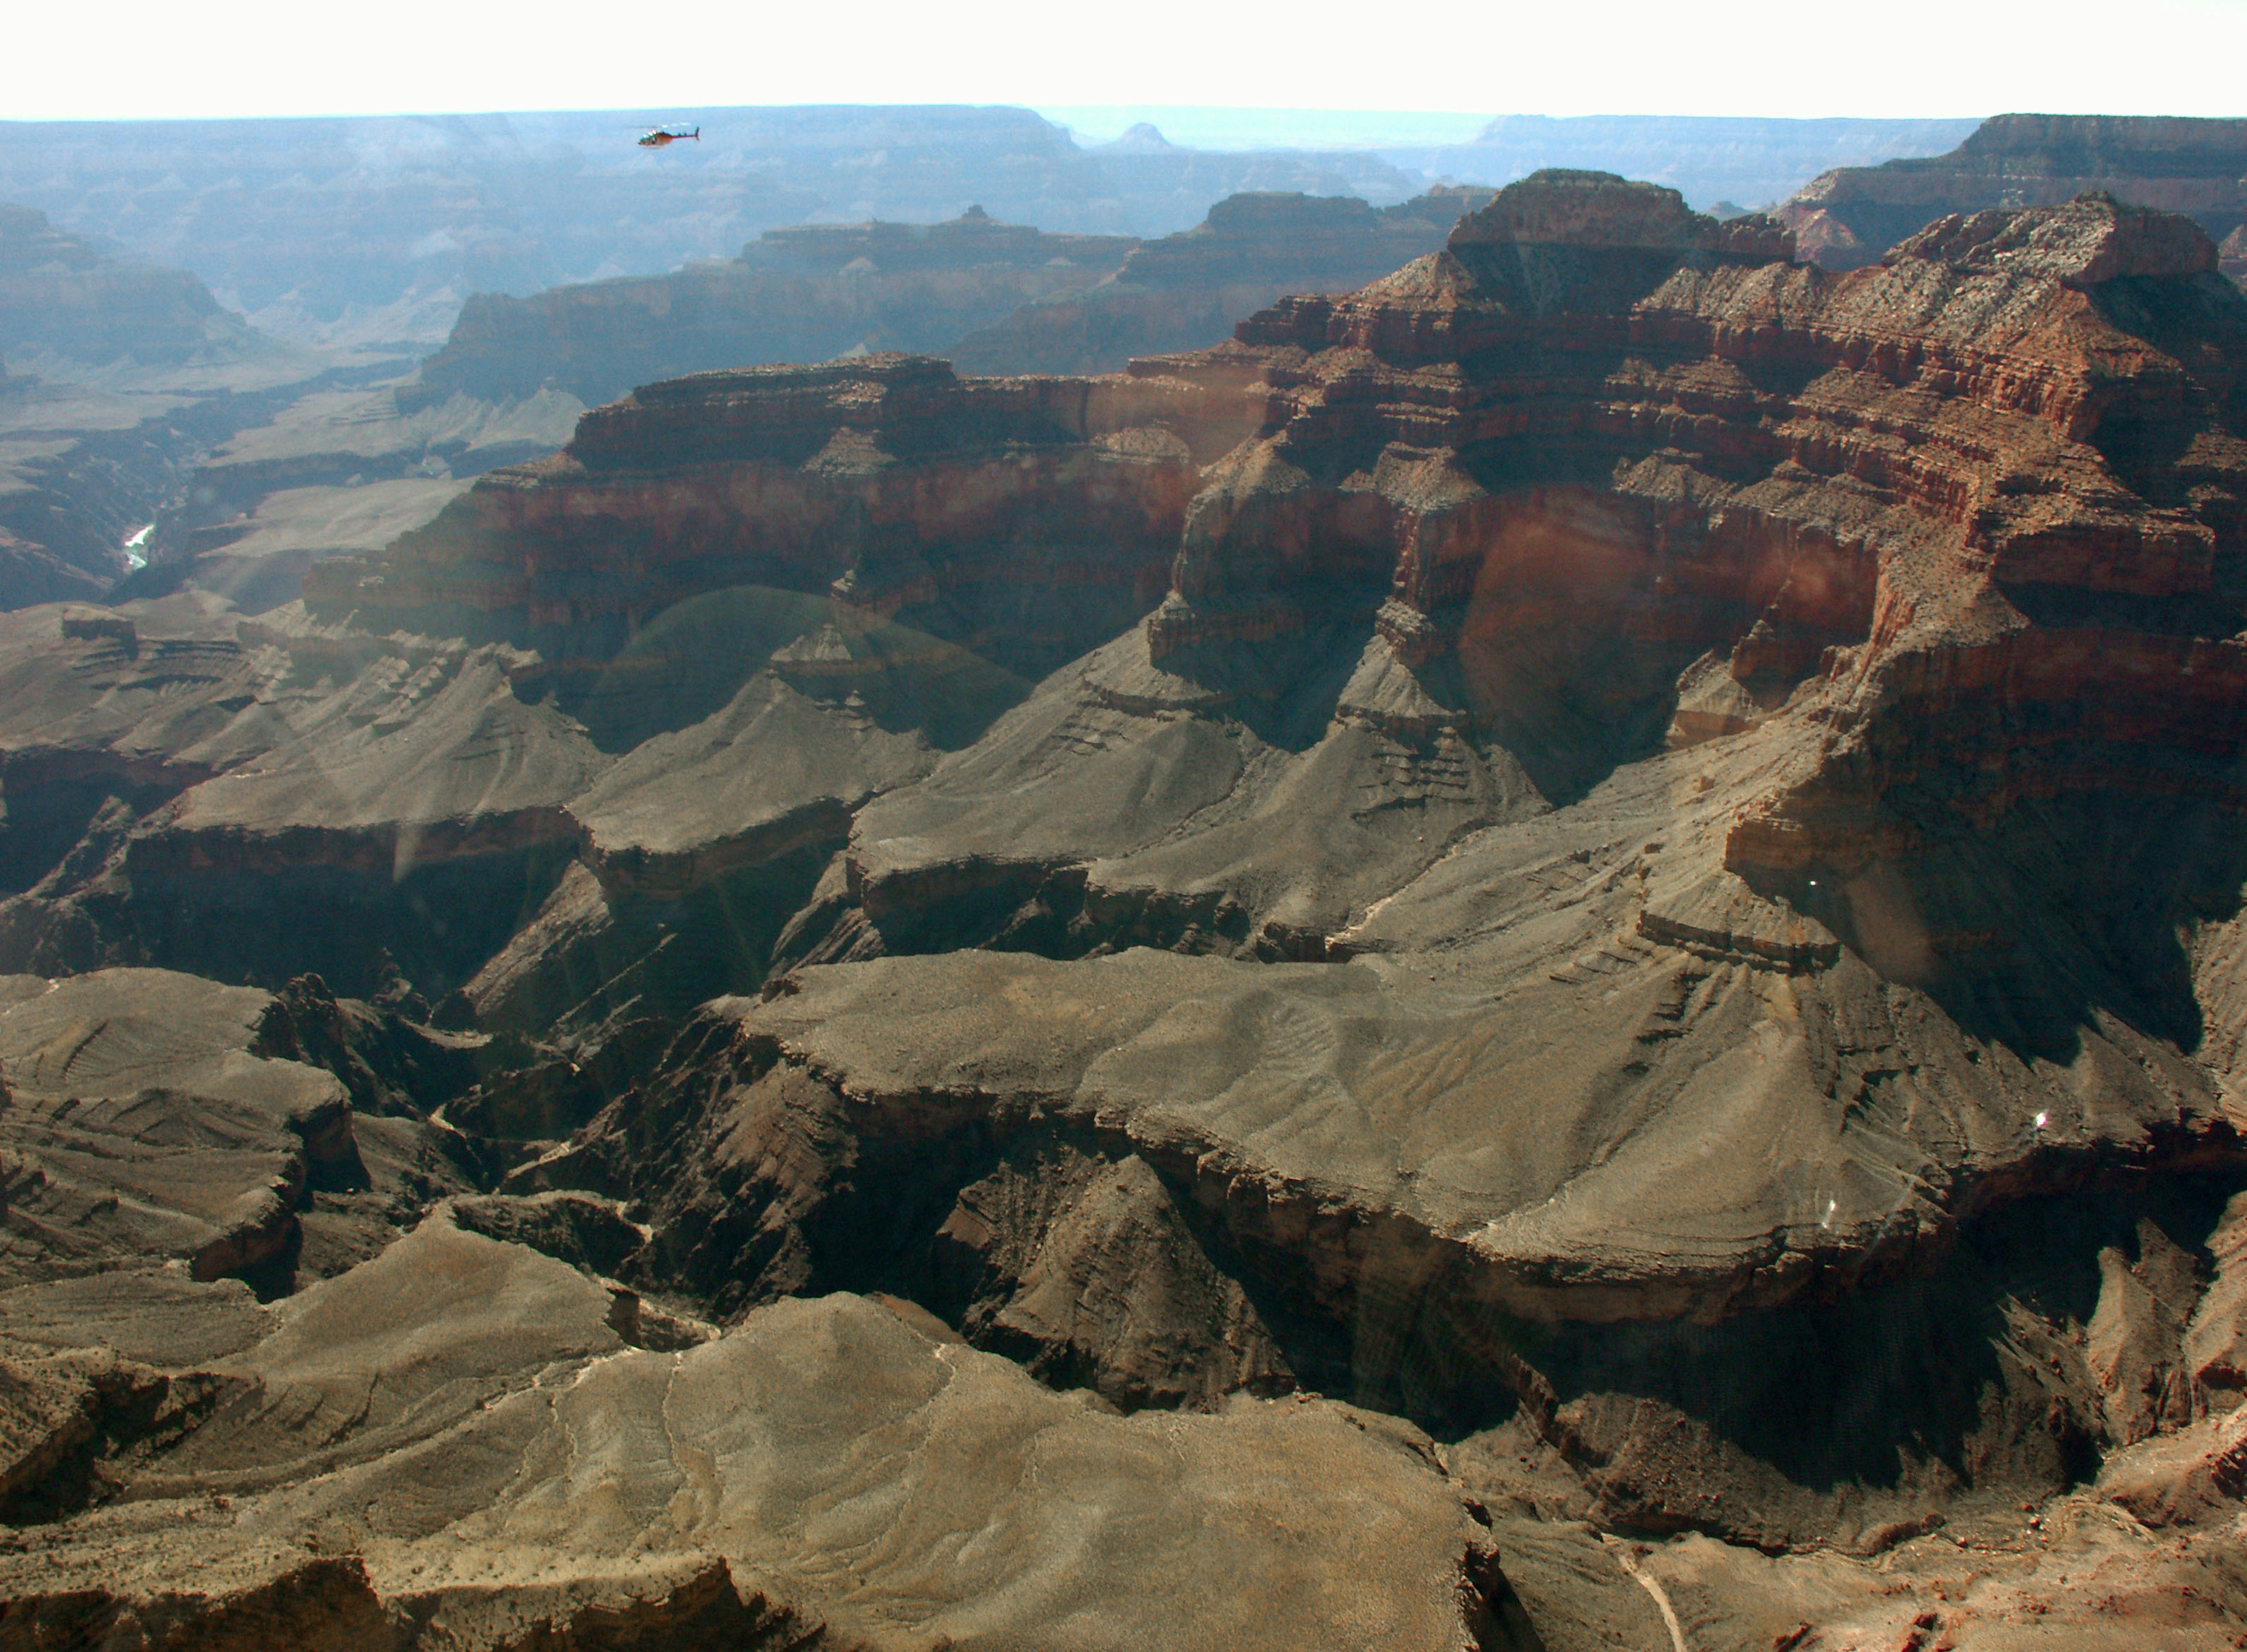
[951,187,1490,375]
[1778,113,2247,272]
[308,353,1253,680]
[310,171,2247,974]
[17,171,2247,1642]
[408,209,1140,407]
[1134,177,2247,890]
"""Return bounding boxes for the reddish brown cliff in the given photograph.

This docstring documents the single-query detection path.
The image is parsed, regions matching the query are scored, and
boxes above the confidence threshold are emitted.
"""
[1108,176,2247,926]
[319,171,2247,854]
[310,354,1256,681]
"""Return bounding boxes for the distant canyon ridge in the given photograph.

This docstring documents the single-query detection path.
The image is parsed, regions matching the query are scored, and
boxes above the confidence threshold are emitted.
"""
[12,112,2247,628]
[0,107,1978,351]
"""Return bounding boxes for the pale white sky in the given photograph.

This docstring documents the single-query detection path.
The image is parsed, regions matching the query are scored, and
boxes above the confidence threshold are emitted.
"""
[8,0,2242,123]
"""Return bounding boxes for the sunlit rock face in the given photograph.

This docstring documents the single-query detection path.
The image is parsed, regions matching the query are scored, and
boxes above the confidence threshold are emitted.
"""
[11,168,2247,1648]
[306,354,1236,681]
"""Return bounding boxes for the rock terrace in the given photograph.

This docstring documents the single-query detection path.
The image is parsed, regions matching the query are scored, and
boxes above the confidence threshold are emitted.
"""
[7,168,2247,1648]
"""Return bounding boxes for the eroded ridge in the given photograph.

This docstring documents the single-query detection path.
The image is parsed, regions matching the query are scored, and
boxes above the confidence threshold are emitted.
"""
[7,169,2247,1647]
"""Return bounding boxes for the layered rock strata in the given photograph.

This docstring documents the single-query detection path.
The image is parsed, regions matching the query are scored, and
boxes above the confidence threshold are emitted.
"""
[0,589,1019,1028]
[950,187,1490,376]
[410,208,1142,408]
[9,169,2247,1643]
[307,353,1249,679]
[372,171,2247,1554]
[300,167,2247,1045]
[0,1219,1514,1651]
[0,966,480,1304]
[1778,113,2247,272]
[0,204,264,368]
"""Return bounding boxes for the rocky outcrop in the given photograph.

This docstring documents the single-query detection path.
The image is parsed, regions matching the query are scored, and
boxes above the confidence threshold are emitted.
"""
[306,355,1244,679]
[1777,114,2247,272]
[0,204,266,367]
[410,208,1140,407]
[339,170,2247,1557]
[12,165,2247,1644]
[0,588,1013,1032]
[950,188,1490,376]
[0,1219,1514,1651]
[802,176,2247,967]
[300,170,2247,1001]
[0,599,603,996]
[0,968,379,1294]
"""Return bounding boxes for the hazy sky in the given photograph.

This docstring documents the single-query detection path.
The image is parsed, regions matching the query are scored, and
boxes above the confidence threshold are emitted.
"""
[13,0,2245,123]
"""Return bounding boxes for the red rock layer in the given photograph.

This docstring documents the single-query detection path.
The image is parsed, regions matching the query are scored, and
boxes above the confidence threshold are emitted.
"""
[307,356,1256,678]
[319,172,2247,871]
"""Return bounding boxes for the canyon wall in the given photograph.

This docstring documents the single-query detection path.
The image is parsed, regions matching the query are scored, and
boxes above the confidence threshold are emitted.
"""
[11,168,2247,1646]
[410,209,1140,407]
[0,209,328,609]
[950,187,1491,375]
[410,189,1497,408]
[1778,113,2247,271]
[307,353,1254,679]
[0,205,266,367]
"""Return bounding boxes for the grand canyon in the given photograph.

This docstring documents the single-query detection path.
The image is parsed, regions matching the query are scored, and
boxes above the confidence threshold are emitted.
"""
[2,98,2247,1651]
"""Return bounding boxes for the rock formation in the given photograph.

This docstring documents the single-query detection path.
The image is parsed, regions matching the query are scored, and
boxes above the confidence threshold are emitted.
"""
[1389,114,1984,215]
[0,205,265,368]
[9,166,2247,1646]
[0,211,328,610]
[409,191,1502,405]
[1,1225,1510,1650]
[112,381,575,606]
[304,353,1229,679]
[410,209,1140,407]
[950,188,1490,376]
[0,108,1425,350]
[1778,113,2247,272]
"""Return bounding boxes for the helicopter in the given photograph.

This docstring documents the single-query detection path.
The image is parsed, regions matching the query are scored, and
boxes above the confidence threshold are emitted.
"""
[637,125,700,148]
